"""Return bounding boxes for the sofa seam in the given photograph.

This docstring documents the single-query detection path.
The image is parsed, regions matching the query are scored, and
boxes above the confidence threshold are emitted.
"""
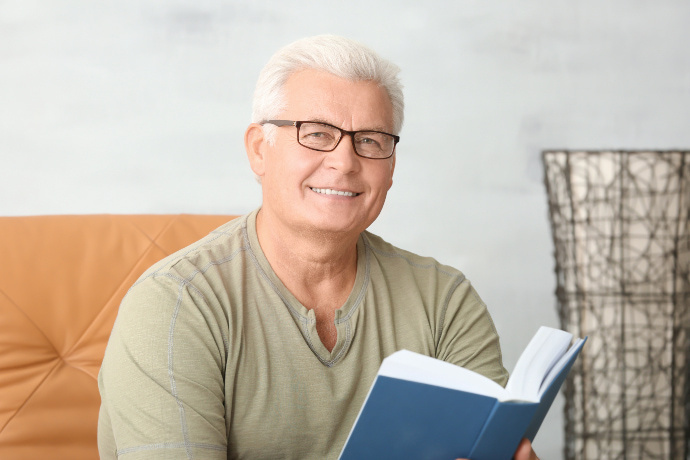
[0,357,62,434]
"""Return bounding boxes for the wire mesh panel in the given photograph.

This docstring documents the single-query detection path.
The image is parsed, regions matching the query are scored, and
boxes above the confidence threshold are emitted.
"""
[543,151,690,460]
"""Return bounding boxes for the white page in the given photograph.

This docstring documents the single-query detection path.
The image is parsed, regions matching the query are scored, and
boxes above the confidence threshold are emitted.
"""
[538,337,585,397]
[378,350,514,401]
[505,327,572,401]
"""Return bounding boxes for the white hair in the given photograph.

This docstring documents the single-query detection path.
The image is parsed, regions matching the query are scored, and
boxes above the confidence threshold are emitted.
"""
[251,35,404,144]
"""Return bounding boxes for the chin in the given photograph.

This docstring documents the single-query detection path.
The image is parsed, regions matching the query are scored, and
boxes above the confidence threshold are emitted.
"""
[304,214,366,236]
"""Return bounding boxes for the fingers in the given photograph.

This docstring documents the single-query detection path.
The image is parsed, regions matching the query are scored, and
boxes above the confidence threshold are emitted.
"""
[455,438,539,460]
[513,438,539,460]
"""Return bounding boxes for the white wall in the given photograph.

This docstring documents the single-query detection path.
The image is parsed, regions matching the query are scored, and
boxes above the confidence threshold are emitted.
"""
[3,1,690,456]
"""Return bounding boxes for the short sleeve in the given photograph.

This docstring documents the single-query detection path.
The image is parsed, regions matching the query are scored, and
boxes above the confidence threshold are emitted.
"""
[435,277,509,386]
[98,273,228,459]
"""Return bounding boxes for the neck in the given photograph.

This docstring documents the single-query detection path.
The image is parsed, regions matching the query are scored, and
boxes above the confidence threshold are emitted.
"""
[255,208,361,352]
[255,208,359,301]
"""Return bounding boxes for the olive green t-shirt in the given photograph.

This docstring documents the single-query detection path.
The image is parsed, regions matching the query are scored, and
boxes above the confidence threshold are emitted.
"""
[98,209,508,459]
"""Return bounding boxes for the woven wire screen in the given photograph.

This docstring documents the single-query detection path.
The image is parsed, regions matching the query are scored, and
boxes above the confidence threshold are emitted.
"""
[543,151,690,460]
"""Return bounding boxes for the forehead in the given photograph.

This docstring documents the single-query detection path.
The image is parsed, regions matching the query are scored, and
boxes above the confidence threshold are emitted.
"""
[281,69,394,131]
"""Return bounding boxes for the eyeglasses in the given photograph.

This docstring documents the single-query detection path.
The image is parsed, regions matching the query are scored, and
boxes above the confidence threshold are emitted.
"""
[261,120,399,159]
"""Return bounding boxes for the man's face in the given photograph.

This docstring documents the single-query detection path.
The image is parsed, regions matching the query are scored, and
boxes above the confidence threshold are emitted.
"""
[253,69,396,239]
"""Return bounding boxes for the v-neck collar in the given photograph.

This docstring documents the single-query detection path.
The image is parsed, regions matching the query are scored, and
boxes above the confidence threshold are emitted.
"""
[243,208,369,366]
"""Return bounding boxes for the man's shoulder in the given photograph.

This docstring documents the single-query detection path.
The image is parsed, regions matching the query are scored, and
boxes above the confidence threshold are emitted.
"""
[136,213,248,283]
[361,230,465,280]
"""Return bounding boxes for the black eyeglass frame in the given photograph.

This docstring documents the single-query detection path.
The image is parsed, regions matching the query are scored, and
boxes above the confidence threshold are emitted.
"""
[260,119,400,160]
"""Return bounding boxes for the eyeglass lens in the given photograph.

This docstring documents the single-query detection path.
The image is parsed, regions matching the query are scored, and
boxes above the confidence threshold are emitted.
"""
[298,122,395,159]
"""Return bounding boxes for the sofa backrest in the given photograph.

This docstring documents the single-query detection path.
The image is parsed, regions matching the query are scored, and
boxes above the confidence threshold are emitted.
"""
[0,214,236,459]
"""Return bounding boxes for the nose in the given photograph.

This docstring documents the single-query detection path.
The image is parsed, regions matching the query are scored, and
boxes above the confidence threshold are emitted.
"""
[323,133,361,173]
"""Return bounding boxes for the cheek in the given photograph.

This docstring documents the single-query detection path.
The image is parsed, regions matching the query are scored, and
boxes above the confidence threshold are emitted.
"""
[376,166,395,192]
[365,173,394,212]
[290,150,324,175]
[265,150,320,188]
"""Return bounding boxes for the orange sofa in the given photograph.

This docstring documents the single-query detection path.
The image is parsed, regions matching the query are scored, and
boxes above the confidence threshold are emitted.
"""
[0,214,236,459]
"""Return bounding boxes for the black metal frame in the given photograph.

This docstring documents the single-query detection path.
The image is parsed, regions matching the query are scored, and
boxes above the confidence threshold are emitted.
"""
[543,150,690,459]
[261,119,399,159]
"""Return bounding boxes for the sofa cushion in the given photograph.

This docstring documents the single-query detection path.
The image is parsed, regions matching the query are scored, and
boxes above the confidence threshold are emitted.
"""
[0,214,235,460]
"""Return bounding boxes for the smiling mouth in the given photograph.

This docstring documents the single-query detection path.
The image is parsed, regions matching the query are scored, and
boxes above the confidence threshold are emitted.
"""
[310,187,361,197]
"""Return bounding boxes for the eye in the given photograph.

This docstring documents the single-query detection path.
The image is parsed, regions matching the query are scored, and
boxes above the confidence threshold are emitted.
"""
[298,123,340,148]
[359,137,378,145]
[356,133,384,148]
[301,124,336,137]
[305,131,331,139]
[301,130,336,145]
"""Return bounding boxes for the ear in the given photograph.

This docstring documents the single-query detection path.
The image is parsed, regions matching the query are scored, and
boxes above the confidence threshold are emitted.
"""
[245,123,268,177]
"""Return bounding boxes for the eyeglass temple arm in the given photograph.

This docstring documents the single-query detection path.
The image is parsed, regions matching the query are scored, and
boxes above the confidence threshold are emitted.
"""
[260,120,296,127]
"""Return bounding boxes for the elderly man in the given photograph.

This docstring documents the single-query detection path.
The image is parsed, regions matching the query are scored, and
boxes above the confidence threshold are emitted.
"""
[98,35,538,459]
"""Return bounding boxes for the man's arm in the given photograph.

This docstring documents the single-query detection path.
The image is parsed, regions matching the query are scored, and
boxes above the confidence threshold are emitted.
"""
[98,274,228,459]
[437,278,541,459]
[435,277,509,385]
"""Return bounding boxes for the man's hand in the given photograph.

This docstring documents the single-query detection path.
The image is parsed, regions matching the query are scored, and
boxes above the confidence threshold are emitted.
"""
[455,438,539,460]
[513,438,539,460]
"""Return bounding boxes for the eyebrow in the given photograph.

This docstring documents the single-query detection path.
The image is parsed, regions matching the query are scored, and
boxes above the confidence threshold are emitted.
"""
[307,117,393,134]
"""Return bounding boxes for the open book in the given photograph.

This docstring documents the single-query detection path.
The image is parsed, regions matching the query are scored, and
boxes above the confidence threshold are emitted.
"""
[339,326,586,460]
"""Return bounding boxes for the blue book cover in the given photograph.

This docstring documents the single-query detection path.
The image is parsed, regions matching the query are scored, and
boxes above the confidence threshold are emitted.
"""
[339,327,586,460]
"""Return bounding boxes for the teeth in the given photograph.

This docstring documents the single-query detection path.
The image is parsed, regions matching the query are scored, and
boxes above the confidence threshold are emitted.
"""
[311,187,359,197]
